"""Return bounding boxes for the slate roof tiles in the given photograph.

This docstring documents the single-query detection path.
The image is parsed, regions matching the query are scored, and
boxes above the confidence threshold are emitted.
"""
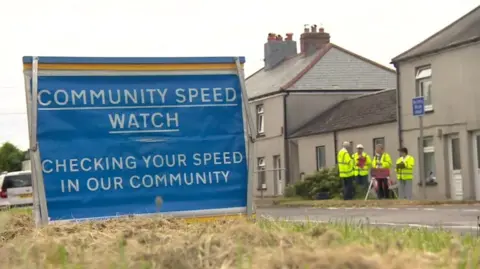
[289,89,397,138]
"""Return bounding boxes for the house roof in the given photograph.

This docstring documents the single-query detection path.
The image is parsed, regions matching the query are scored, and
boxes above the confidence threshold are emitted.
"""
[392,5,480,63]
[246,43,396,100]
[289,89,397,138]
[245,45,328,99]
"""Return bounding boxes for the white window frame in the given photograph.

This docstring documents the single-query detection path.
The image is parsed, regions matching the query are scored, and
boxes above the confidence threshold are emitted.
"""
[315,146,326,170]
[257,157,266,189]
[422,136,436,180]
[256,104,265,135]
[415,66,433,112]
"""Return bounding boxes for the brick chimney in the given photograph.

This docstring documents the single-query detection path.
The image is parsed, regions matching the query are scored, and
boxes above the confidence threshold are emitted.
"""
[264,32,297,70]
[300,24,330,55]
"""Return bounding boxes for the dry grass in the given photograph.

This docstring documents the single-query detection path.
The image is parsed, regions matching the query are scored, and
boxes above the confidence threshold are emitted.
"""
[0,209,479,268]
[273,198,480,208]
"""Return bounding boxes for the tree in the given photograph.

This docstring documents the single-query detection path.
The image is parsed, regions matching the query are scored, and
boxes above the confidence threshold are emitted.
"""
[0,142,26,172]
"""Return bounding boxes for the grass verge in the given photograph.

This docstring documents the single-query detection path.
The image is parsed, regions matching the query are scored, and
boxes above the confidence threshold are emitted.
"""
[271,197,480,208]
[1,209,480,268]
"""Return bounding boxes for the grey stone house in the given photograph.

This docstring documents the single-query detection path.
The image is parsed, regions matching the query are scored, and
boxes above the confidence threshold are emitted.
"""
[246,25,396,197]
[391,5,480,200]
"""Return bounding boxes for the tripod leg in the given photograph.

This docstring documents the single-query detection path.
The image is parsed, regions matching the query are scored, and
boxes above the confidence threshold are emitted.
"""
[365,177,374,201]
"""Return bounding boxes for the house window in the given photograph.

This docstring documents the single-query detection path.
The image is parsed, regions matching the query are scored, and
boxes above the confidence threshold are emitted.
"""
[256,104,265,135]
[415,66,433,112]
[315,146,326,170]
[423,136,436,180]
[273,155,282,181]
[257,157,266,189]
[373,137,385,153]
[451,137,461,170]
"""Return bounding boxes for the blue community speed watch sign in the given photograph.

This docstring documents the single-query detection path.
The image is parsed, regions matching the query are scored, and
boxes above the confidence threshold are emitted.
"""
[412,96,425,116]
[22,56,253,224]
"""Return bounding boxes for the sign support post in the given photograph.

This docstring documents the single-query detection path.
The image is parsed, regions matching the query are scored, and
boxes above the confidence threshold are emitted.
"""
[30,56,49,226]
[235,57,256,219]
[24,61,40,227]
[412,97,427,200]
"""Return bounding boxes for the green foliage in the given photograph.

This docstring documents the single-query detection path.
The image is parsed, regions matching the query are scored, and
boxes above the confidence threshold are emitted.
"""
[0,142,26,172]
[284,184,297,198]
[293,168,343,199]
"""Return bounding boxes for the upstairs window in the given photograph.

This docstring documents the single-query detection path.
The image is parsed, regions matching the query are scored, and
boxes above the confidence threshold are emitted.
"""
[256,104,265,135]
[415,66,433,112]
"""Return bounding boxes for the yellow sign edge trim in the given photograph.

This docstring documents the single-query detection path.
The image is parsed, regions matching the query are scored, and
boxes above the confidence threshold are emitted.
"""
[23,63,241,71]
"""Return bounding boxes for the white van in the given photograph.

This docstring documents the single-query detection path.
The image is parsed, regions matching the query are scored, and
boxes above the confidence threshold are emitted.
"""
[0,171,33,207]
[0,172,8,207]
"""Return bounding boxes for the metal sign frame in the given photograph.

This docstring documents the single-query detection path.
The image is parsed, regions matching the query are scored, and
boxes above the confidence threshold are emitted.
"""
[25,56,255,226]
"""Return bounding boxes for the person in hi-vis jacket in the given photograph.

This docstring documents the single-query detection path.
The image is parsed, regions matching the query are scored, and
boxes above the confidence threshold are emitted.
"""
[395,147,415,200]
[352,144,371,190]
[371,144,392,199]
[337,141,355,200]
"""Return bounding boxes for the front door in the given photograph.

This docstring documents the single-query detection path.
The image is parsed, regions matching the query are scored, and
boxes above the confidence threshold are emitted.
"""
[472,132,480,200]
[448,135,463,200]
[273,155,283,196]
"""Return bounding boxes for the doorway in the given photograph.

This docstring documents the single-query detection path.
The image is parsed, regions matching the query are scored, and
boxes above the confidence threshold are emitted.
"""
[273,155,283,196]
[448,135,463,200]
[472,132,480,200]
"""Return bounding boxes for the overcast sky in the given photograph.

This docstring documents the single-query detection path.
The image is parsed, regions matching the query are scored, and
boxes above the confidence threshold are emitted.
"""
[0,0,479,150]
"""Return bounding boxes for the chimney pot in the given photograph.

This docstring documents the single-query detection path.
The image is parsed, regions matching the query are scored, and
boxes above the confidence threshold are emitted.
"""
[285,33,293,40]
[267,33,277,41]
[276,34,283,41]
[300,25,330,55]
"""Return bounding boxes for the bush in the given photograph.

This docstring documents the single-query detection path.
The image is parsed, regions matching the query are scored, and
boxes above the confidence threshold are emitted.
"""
[293,168,343,199]
[284,184,297,197]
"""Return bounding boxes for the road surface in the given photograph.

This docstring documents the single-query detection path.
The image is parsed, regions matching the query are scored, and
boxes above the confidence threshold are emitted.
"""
[257,205,480,235]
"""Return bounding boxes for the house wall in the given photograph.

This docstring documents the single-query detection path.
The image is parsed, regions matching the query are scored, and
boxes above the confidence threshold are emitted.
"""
[398,42,480,200]
[294,123,397,177]
[295,132,335,176]
[249,94,286,197]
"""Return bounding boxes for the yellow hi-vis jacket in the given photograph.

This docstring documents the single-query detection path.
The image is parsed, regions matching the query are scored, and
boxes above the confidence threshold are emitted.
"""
[337,148,354,178]
[352,152,372,177]
[372,153,392,169]
[396,155,415,180]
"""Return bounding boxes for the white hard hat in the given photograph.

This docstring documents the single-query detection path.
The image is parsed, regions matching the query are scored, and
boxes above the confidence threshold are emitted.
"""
[356,144,364,149]
[342,141,350,147]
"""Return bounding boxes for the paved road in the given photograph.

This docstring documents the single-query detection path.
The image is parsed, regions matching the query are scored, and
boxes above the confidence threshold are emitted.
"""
[257,205,480,235]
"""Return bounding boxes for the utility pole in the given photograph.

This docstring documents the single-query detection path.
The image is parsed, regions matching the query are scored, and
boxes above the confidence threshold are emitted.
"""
[412,96,427,199]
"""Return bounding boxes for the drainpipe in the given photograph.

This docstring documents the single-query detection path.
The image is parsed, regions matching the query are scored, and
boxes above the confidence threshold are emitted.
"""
[333,131,338,164]
[283,93,290,185]
[394,63,403,148]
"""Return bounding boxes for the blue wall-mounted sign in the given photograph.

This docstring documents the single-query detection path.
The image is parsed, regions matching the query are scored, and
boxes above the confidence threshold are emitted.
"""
[412,96,425,116]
